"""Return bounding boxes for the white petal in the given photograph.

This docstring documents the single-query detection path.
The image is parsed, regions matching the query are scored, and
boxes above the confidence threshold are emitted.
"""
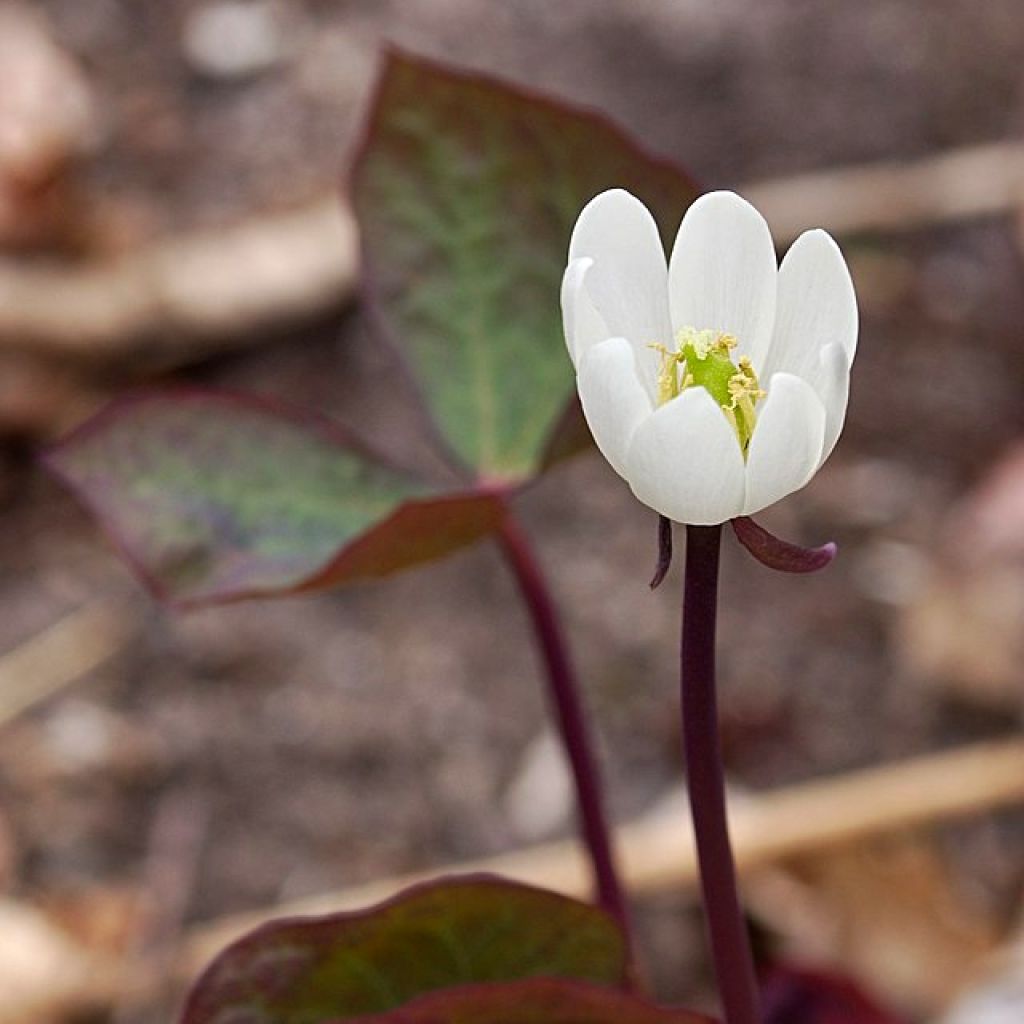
[624,387,745,525]
[811,342,852,466]
[761,229,857,382]
[668,191,777,369]
[561,258,611,368]
[577,337,653,478]
[743,373,826,515]
[568,189,672,354]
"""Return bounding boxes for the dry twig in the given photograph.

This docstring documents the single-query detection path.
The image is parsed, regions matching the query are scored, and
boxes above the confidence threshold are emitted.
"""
[744,140,1024,240]
[0,198,356,364]
[0,599,136,727]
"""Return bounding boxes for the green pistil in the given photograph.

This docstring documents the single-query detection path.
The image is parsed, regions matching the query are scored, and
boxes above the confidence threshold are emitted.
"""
[650,328,765,456]
[679,333,738,410]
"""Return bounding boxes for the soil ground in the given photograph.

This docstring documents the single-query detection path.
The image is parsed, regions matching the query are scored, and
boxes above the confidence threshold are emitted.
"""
[2,2,1024,1021]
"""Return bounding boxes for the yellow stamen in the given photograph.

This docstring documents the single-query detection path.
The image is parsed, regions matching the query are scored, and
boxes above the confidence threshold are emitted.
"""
[725,356,766,454]
[648,327,768,456]
[648,342,686,405]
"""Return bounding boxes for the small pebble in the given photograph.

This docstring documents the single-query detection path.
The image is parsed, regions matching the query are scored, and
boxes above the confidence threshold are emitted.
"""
[503,730,572,841]
[182,1,296,80]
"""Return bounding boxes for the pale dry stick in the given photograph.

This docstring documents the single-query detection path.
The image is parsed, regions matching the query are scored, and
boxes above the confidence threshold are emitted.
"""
[0,198,356,363]
[180,739,1024,976]
[0,599,137,728]
[1,141,1023,363]
[744,140,1024,241]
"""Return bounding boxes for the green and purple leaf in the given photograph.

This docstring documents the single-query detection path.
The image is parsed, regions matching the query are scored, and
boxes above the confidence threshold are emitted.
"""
[44,392,504,607]
[181,875,632,1024]
[351,48,701,480]
[338,979,712,1024]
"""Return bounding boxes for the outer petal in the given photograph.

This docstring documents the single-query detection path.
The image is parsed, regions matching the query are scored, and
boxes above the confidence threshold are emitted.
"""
[624,388,745,525]
[668,191,777,370]
[561,258,611,367]
[569,189,671,387]
[760,228,857,382]
[743,373,826,515]
[810,342,852,466]
[577,337,653,478]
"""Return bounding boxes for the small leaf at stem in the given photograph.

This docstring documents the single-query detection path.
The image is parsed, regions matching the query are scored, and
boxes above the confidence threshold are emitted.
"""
[338,978,713,1024]
[731,516,837,574]
[650,515,673,589]
[351,48,701,481]
[179,875,630,1024]
[44,391,505,607]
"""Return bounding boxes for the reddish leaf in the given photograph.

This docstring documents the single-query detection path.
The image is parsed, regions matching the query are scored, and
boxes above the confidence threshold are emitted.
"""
[44,391,505,607]
[351,47,701,480]
[338,978,713,1024]
[762,966,907,1024]
[180,875,630,1024]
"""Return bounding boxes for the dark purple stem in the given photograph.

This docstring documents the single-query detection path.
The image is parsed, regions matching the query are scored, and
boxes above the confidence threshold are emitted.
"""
[681,524,761,1024]
[496,513,634,960]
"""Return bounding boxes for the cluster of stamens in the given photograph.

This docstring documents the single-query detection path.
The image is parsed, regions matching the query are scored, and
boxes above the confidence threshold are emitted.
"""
[649,327,766,456]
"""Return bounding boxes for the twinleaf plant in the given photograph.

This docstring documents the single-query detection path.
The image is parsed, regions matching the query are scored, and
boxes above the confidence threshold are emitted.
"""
[44,46,895,1024]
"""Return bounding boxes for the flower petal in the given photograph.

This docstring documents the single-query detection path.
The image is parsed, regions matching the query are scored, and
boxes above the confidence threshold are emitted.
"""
[743,373,826,515]
[761,228,857,383]
[577,336,653,477]
[561,257,611,368]
[668,191,777,370]
[569,189,671,379]
[624,387,745,525]
[811,342,852,466]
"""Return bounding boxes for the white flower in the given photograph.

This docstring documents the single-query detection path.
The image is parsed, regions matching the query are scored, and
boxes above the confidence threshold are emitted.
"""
[561,189,857,525]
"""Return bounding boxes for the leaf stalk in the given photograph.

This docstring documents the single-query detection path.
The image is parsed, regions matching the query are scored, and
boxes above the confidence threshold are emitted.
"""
[496,512,635,969]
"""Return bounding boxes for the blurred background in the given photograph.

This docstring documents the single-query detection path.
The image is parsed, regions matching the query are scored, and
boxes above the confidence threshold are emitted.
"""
[0,1,1023,1021]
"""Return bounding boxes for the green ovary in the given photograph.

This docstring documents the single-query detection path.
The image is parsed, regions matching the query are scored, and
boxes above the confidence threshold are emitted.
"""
[650,327,765,455]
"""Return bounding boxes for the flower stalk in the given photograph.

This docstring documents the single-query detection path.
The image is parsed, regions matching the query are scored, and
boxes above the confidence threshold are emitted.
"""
[495,513,634,962]
[681,524,761,1024]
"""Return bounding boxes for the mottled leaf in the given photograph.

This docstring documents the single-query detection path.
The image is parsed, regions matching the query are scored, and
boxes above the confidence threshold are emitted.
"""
[180,875,629,1024]
[44,391,504,607]
[339,978,713,1024]
[352,48,701,480]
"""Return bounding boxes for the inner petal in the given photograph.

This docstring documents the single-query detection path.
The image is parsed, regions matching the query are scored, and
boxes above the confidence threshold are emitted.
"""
[668,191,778,371]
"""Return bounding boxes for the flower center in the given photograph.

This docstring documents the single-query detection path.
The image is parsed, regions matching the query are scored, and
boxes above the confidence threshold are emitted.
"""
[649,327,766,456]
